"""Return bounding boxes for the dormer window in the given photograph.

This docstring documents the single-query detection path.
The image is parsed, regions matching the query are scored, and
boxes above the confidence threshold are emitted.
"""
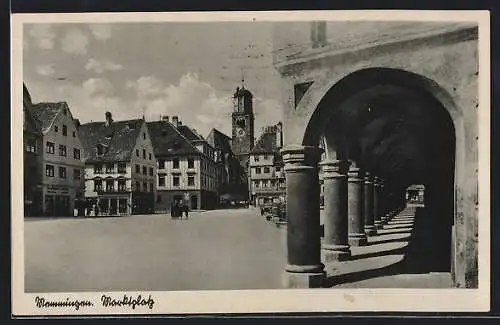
[128,123,136,130]
[96,144,105,156]
[161,130,168,136]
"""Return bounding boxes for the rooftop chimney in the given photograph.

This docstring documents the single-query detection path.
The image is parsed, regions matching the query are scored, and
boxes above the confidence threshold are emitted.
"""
[172,116,179,128]
[162,115,170,123]
[105,111,113,127]
[178,121,182,126]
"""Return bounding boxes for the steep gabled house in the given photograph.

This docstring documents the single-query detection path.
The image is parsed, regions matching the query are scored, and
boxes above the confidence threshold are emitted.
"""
[147,116,220,211]
[30,100,85,216]
[78,112,157,215]
[249,123,286,207]
[23,84,43,216]
[206,127,248,203]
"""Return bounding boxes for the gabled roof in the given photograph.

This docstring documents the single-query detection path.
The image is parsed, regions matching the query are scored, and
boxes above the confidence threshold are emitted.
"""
[30,102,69,134]
[177,125,205,142]
[78,119,144,163]
[206,128,233,154]
[146,121,200,158]
[251,131,279,154]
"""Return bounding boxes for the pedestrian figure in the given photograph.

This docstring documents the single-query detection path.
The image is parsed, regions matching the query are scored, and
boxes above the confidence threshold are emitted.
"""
[182,203,189,219]
[170,200,176,219]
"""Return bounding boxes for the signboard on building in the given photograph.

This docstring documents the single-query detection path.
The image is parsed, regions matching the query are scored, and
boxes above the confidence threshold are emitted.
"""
[46,185,70,194]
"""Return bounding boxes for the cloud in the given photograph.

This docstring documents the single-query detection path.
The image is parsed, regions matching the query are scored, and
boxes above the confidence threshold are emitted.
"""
[82,77,115,97]
[88,24,113,41]
[35,64,55,76]
[85,58,123,74]
[61,28,90,55]
[126,73,233,136]
[28,24,55,49]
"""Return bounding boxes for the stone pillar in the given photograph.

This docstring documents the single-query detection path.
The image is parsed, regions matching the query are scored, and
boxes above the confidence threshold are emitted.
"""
[363,172,376,236]
[373,177,383,229]
[319,159,351,262]
[281,145,325,288]
[347,162,367,246]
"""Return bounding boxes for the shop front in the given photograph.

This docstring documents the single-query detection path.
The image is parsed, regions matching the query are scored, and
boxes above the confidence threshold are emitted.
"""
[43,185,77,217]
[86,193,132,216]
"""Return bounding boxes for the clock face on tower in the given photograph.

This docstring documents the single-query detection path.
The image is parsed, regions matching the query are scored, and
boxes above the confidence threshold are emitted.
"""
[236,127,246,137]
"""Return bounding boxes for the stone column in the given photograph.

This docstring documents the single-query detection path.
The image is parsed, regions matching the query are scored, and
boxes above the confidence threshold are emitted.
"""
[364,172,376,236]
[373,177,383,229]
[281,145,325,288]
[347,162,367,246]
[319,159,351,262]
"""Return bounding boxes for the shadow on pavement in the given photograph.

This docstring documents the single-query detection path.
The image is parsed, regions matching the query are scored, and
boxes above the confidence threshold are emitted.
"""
[323,206,452,287]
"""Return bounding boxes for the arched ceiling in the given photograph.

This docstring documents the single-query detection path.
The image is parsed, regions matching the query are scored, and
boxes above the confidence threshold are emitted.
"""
[322,85,455,191]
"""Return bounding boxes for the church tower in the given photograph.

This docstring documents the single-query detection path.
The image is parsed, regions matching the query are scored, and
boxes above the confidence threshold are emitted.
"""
[231,81,255,169]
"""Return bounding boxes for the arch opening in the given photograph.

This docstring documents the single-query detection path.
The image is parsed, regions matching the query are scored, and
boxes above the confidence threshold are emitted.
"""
[305,68,458,277]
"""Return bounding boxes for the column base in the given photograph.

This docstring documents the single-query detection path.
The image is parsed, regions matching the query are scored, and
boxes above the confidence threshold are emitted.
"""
[283,271,326,288]
[375,221,384,229]
[348,233,367,246]
[322,244,351,262]
[364,225,377,236]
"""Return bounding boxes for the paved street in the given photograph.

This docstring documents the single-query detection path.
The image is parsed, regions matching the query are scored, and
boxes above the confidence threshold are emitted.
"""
[25,205,452,292]
[25,208,286,292]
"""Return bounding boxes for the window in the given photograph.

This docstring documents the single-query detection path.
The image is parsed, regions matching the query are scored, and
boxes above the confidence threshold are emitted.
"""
[158,175,165,187]
[54,125,58,132]
[118,163,126,174]
[106,163,114,173]
[149,183,153,192]
[106,180,114,191]
[188,175,195,186]
[72,131,76,138]
[94,164,103,174]
[136,149,139,157]
[256,167,261,174]
[97,144,104,156]
[63,109,67,115]
[73,169,81,180]
[188,158,194,169]
[263,154,269,160]
[118,179,126,191]
[263,180,269,187]
[135,181,140,192]
[59,144,67,157]
[59,166,66,179]
[254,155,259,162]
[264,167,270,173]
[46,141,55,154]
[94,179,103,191]
[25,139,37,153]
[275,167,281,172]
[143,182,148,192]
[62,125,67,136]
[142,149,146,159]
[173,175,180,187]
[135,164,140,173]
[73,148,80,160]
[254,181,259,188]
[143,132,146,140]
[158,159,165,169]
[142,166,147,175]
[45,164,54,177]
[173,158,179,169]
[149,153,152,160]
[149,167,153,176]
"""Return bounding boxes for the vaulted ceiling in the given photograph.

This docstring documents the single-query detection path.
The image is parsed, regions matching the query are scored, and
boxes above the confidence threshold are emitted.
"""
[322,85,455,192]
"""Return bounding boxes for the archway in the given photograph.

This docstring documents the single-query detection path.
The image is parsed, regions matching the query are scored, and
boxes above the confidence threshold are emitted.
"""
[296,68,460,283]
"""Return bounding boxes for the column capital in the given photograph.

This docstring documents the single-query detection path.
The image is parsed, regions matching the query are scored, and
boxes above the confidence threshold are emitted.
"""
[364,171,373,184]
[281,145,324,173]
[319,159,350,179]
[347,163,363,182]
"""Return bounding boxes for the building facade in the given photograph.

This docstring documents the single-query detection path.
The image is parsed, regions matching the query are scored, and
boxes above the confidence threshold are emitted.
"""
[23,84,43,216]
[79,113,157,216]
[249,123,286,207]
[31,101,85,216]
[147,116,220,212]
[206,128,248,204]
[273,21,480,288]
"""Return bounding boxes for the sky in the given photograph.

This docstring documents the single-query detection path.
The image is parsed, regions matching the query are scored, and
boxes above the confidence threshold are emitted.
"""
[23,22,284,138]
